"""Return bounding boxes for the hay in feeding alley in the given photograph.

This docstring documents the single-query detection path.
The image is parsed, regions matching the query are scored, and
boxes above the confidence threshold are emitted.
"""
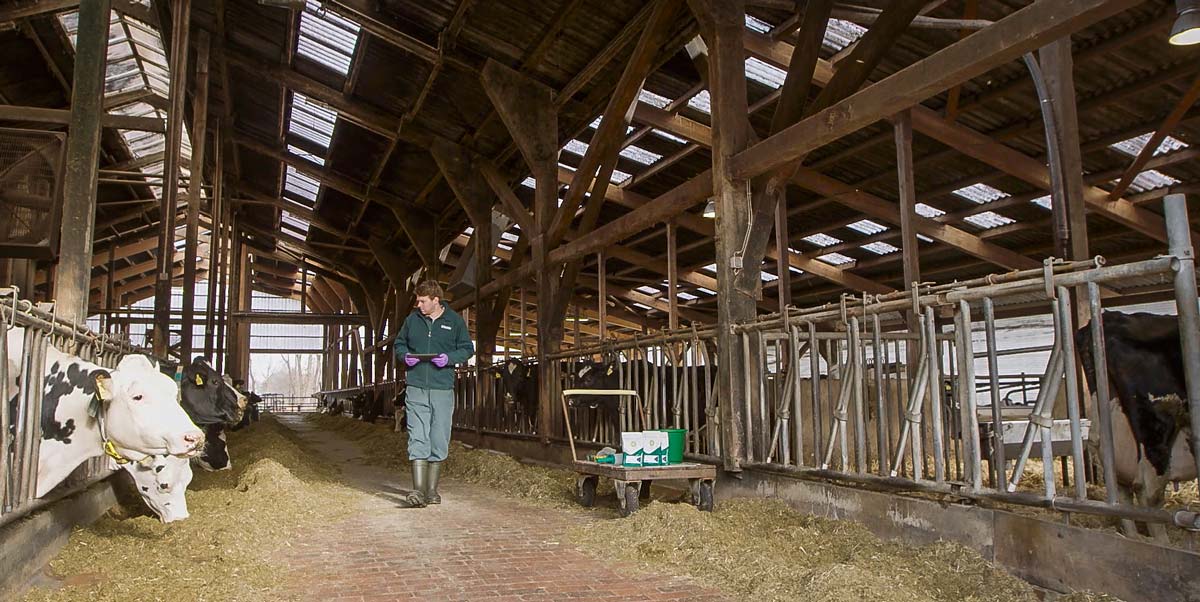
[569,498,1124,602]
[305,413,616,509]
[22,415,361,602]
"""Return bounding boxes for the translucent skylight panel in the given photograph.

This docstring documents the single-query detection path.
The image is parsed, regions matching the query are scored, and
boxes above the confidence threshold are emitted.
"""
[788,266,805,275]
[862,241,900,255]
[745,15,773,34]
[281,211,310,233]
[953,183,1009,204]
[611,169,633,185]
[289,93,337,148]
[804,233,842,247]
[631,302,653,310]
[520,177,536,189]
[917,234,934,243]
[500,231,519,242]
[688,90,712,114]
[620,145,663,165]
[636,285,660,295]
[818,253,855,266]
[745,57,786,89]
[297,0,361,76]
[964,211,1015,229]
[1110,133,1190,157]
[287,144,326,166]
[701,263,718,274]
[760,271,779,282]
[1124,169,1180,193]
[639,89,672,109]
[652,128,689,144]
[563,139,589,156]
[284,166,320,205]
[463,226,475,235]
[1031,195,1052,210]
[696,287,716,295]
[824,19,867,52]
[677,291,699,301]
[915,203,945,218]
[846,220,887,235]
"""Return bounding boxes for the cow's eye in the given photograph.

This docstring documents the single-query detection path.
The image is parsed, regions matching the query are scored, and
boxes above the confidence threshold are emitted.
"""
[132,394,144,401]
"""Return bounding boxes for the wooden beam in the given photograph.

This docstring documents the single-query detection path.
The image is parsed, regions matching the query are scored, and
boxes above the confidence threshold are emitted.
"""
[0,0,77,23]
[730,0,1142,179]
[479,161,534,234]
[894,110,922,292]
[0,105,165,132]
[1107,73,1200,202]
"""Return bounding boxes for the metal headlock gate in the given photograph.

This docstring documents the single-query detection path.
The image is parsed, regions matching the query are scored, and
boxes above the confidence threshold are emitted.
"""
[0,287,147,529]
[442,196,1200,533]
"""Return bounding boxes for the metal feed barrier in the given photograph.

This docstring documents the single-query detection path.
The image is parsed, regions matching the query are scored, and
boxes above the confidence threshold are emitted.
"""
[0,287,147,529]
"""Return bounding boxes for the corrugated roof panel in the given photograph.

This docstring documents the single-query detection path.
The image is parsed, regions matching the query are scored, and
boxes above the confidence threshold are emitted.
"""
[824,19,867,52]
[745,15,773,34]
[1031,195,1052,210]
[652,128,689,144]
[289,93,337,148]
[1124,169,1180,193]
[804,233,842,247]
[745,57,786,89]
[964,210,1016,229]
[1110,132,1189,157]
[953,182,1009,204]
[636,285,660,295]
[620,145,663,165]
[688,90,711,114]
[287,144,326,166]
[915,203,945,218]
[862,241,900,255]
[284,166,320,205]
[846,219,888,235]
[297,1,361,77]
[281,211,310,233]
[639,89,672,108]
[819,252,855,265]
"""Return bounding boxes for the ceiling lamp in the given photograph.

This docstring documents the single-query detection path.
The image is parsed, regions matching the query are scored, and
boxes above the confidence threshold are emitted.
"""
[702,199,717,218]
[1170,0,1200,45]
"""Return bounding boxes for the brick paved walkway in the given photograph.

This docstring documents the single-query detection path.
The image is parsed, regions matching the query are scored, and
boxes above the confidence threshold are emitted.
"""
[275,416,731,602]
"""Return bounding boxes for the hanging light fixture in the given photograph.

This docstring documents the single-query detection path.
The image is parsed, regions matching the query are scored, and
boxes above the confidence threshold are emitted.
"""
[1170,0,1200,45]
[702,199,717,218]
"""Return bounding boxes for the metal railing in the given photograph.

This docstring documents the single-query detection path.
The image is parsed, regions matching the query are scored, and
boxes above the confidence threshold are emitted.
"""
[1,287,147,528]
[257,395,321,413]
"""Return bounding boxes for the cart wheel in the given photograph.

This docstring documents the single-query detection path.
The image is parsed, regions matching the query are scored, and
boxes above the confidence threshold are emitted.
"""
[696,480,714,512]
[576,476,598,507]
[620,484,640,517]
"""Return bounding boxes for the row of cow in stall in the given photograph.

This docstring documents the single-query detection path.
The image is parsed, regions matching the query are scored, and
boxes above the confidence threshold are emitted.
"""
[319,311,1196,537]
[5,326,263,523]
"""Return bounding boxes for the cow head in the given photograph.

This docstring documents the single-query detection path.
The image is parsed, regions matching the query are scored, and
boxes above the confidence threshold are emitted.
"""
[97,354,205,458]
[114,453,195,523]
[180,357,246,426]
[500,359,528,411]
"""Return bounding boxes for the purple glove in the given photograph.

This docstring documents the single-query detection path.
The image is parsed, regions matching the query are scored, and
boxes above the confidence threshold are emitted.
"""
[403,354,420,368]
[431,353,450,368]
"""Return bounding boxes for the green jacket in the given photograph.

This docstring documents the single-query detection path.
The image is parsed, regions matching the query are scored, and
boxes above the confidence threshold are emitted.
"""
[394,302,474,390]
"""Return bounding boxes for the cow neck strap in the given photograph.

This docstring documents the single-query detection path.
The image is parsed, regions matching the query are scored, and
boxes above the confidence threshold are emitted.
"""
[91,391,154,467]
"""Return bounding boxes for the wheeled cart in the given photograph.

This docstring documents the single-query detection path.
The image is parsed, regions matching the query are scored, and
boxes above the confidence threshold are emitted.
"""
[571,460,717,517]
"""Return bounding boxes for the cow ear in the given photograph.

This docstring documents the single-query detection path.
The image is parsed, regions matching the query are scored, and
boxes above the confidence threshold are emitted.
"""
[89,370,113,418]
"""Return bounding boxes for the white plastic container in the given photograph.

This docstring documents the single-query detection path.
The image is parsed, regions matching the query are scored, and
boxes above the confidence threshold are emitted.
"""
[620,432,644,466]
[642,431,669,466]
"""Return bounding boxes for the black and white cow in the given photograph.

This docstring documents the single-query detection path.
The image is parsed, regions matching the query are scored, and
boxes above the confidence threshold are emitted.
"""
[1076,311,1197,537]
[5,330,204,522]
[231,391,261,432]
[179,357,246,471]
[497,359,539,431]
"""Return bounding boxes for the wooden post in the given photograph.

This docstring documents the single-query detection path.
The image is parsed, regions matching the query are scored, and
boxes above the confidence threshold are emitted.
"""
[667,222,680,331]
[597,253,607,340]
[226,215,243,377]
[691,0,754,471]
[895,109,923,377]
[52,0,110,324]
[520,288,527,358]
[181,31,210,364]
[204,119,223,357]
[480,59,558,441]
[105,245,116,333]
[153,0,191,358]
[774,199,792,315]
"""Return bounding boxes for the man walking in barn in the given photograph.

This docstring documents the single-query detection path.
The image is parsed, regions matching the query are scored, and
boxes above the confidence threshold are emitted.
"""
[394,280,475,507]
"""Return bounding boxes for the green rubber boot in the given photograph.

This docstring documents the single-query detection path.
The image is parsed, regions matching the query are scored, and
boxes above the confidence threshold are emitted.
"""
[407,460,428,508]
[427,461,442,504]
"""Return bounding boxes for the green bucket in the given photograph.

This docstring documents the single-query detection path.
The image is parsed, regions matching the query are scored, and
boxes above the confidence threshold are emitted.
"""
[659,429,687,464]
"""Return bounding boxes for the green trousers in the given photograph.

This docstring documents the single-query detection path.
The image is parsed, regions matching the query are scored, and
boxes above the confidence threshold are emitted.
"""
[405,386,455,461]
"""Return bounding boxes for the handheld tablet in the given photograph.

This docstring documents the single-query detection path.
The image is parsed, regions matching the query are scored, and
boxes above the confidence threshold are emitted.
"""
[407,353,439,360]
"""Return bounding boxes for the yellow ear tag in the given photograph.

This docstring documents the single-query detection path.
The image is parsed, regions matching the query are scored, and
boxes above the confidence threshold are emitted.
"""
[103,440,129,464]
[494,372,502,380]
[606,365,614,376]
[195,374,204,386]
